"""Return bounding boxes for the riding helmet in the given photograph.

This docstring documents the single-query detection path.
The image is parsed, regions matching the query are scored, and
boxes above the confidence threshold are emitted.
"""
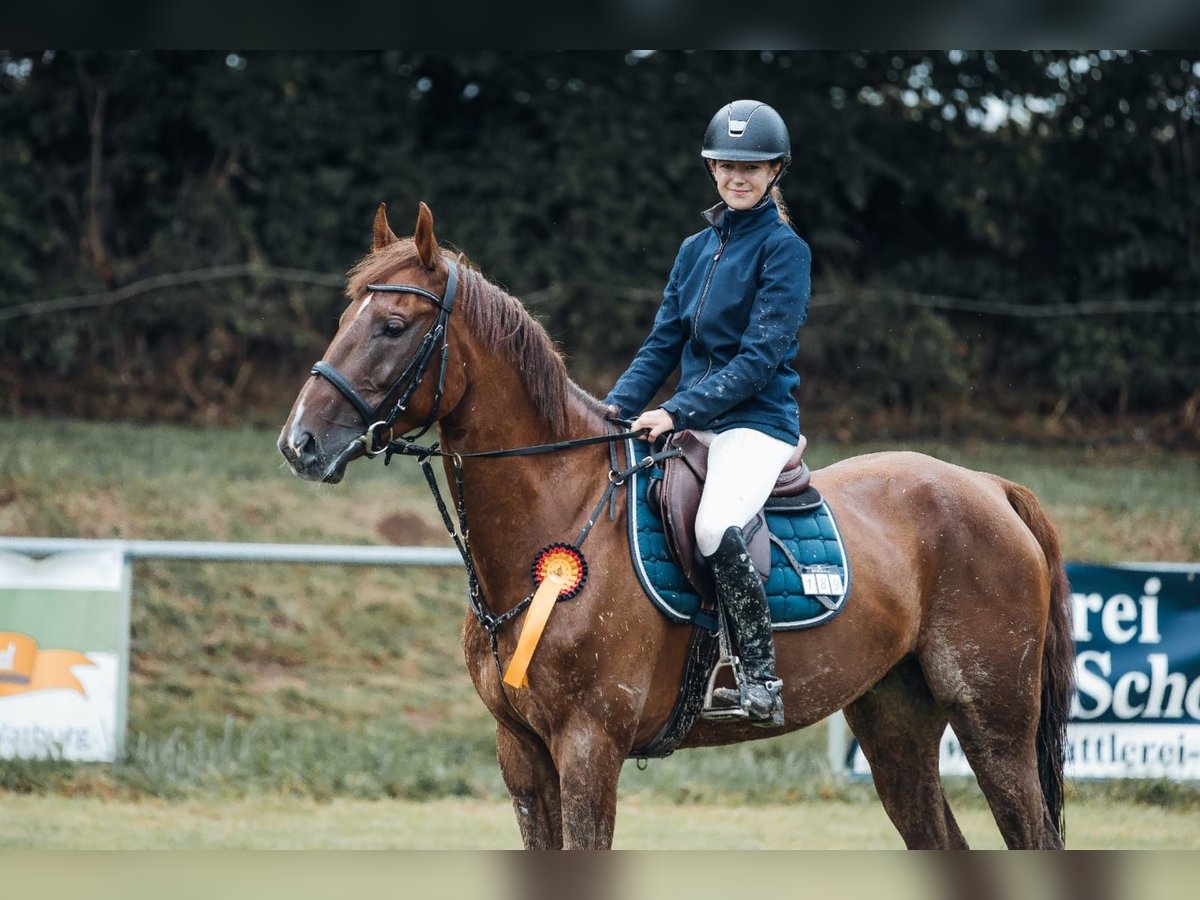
[701,100,791,163]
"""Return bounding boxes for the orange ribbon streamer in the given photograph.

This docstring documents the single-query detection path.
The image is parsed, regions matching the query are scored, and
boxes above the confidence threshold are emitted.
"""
[502,572,569,689]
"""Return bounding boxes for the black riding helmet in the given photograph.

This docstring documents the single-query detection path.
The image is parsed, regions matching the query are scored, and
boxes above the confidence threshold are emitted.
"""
[701,100,791,194]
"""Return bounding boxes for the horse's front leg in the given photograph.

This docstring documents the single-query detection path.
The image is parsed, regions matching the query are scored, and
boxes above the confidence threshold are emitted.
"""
[496,723,563,849]
[549,717,629,849]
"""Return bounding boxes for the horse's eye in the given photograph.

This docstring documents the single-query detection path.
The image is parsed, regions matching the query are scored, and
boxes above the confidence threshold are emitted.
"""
[383,319,407,337]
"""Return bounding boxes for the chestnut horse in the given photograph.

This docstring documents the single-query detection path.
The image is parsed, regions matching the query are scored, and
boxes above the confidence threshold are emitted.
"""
[279,203,1073,849]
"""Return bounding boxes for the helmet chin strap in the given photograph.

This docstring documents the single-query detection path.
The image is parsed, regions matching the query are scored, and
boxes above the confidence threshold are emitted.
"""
[764,156,790,195]
[704,158,791,204]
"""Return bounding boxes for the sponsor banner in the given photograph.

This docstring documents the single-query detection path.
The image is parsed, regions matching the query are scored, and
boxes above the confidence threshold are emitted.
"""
[850,562,1200,780]
[0,550,129,761]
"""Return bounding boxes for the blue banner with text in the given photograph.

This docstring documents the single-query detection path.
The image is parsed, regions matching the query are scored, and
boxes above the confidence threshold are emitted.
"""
[851,562,1200,780]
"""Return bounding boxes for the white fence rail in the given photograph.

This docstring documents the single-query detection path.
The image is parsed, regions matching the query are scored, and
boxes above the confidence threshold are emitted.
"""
[0,536,462,567]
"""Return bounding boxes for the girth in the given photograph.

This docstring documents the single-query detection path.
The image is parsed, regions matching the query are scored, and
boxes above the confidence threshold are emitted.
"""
[648,429,812,605]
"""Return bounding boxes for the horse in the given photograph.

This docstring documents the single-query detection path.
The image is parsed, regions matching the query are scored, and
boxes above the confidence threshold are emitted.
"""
[278,202,1074,849]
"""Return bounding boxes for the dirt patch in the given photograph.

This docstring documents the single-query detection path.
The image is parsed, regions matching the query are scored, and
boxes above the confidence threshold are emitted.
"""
[377,511,446,546]
[59,489,143,538]
[249,664,310,695]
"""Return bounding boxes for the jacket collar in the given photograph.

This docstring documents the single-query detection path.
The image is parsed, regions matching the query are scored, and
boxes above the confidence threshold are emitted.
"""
[701,196,780,236]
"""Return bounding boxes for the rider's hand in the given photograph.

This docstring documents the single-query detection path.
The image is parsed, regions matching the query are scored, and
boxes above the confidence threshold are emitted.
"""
[630,408,676,440]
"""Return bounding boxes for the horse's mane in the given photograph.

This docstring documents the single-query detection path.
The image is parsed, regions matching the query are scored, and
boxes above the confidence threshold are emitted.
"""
[346,240,607,432]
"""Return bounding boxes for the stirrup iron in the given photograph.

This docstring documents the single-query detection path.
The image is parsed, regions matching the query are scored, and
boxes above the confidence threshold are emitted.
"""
[701,604,751,721]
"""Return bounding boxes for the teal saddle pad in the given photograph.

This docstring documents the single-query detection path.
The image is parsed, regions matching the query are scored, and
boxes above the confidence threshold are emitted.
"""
[623,439,850,632]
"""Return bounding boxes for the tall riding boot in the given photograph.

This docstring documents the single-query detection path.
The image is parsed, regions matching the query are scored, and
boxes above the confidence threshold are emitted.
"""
[706,525,785,727]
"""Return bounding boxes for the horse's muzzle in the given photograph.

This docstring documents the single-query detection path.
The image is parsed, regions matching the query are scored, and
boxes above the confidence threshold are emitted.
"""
[277,430,360,484]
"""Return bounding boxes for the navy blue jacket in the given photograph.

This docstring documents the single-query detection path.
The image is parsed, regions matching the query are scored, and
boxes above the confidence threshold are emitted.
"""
[605,197,811,444]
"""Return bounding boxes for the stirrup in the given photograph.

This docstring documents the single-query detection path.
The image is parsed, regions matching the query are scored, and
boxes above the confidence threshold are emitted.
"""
[701,653,752,721]
[703,676,785,726]
[699,603,784,725]
[701,602,749,721]
[700,607,782,724]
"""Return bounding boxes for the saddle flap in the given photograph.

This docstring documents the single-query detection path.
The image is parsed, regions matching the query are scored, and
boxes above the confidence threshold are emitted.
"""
[650,430,782,605]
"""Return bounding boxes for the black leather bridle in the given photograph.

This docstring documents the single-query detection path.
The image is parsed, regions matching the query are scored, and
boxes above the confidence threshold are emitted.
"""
[311,263,459,457]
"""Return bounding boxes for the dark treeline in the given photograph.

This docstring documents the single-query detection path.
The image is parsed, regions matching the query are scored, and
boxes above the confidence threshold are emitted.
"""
[1,51,1197,439]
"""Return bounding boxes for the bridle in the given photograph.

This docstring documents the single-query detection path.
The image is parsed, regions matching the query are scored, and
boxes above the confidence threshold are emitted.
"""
[310,263,459,457]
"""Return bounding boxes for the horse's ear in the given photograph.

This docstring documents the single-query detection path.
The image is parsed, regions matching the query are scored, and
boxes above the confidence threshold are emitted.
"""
[414,202,438,270]
[373,202,399,252]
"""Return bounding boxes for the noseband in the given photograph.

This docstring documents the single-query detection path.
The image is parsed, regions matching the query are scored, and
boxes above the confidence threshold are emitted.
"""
[311,263,459,457]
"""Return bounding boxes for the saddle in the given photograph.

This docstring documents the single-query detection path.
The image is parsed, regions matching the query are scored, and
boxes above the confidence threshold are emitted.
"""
[647,430,812,605]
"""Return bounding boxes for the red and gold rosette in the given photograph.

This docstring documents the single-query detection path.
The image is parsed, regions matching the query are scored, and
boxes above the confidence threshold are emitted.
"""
[530,543,587,600]
[502,544,589,689]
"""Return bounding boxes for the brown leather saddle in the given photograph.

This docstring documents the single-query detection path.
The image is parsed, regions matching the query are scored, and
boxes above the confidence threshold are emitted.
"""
[647,430,811,605]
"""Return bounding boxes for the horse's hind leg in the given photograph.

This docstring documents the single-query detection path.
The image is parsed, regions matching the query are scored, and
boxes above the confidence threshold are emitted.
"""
[496,724,563,849]
[932,654,1062,849]
[843,659,969,849]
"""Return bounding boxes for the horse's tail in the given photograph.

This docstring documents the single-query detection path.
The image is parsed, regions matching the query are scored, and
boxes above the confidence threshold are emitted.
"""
[1002,479,1074,844]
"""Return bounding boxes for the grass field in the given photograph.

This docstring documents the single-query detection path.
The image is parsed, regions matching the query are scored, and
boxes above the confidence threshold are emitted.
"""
[1,418,1199,847]
[4,794,1200,849]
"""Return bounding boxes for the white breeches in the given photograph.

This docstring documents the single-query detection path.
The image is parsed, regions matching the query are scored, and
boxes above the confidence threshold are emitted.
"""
[694,428,797,558]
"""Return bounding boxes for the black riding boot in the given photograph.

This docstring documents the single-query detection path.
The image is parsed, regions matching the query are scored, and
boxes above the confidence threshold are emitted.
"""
[706,525,785,727]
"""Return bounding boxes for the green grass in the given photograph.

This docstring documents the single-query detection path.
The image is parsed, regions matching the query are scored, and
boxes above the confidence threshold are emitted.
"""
[1,418,1198,814]
[2,794,1199,849]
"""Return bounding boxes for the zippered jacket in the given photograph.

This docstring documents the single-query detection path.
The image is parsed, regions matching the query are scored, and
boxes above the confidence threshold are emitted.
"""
[605,197,811,444]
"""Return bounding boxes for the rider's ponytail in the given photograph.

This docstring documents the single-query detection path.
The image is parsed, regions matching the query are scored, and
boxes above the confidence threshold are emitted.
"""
[771,187,792,226]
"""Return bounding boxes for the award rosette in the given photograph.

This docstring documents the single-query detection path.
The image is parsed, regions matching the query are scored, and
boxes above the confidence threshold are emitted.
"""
[503,544,588,689]
[530,543,587,600]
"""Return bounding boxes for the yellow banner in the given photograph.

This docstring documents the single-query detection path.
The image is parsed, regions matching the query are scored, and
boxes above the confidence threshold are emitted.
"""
[0,632,94,698]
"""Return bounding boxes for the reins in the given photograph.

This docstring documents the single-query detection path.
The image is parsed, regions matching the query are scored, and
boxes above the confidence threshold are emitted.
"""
[381,428,646,465]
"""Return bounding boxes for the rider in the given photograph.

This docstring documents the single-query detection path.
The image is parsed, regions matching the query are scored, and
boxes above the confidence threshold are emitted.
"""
[605,100,812,727]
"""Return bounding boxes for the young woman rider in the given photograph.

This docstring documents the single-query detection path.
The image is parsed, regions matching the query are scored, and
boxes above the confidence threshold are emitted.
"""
[605,100,812,726]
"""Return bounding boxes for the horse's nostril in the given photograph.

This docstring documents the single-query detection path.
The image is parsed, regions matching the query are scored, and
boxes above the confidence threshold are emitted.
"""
[295,430,319,464]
